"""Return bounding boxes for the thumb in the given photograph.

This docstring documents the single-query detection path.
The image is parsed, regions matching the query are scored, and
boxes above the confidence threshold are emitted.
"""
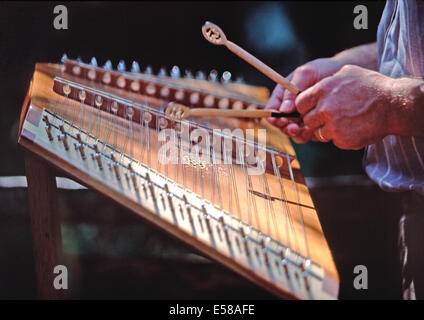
[281,67,318,113]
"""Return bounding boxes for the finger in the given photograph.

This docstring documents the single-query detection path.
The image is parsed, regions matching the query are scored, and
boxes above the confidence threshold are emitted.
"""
[267,116,277,125]
[286,123,301,137]
[268,116,288,127]
[279,99,296,114]
[295,82,322,115]
[282,66,317,110]
[292,135,310,144]
[303,106,324,130]
[314,125,331,142]
[300,126,315,141]
[281,126,290,136]
[266,84,285,110]
[291,126,317,143]
[275,117,289,127]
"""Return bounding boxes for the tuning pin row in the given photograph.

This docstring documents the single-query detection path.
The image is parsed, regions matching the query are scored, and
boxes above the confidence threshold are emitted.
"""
[62,55,244,84]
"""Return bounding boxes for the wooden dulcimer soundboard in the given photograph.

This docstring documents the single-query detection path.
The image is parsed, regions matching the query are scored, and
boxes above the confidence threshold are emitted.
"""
[18,57,339,299]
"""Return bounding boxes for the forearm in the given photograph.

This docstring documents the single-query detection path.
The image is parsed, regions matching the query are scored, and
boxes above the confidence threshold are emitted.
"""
[332,42,378,71]
[387,77,424,137]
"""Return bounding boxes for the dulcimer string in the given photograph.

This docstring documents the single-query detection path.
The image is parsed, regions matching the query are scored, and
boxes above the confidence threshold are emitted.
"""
[55,59,312,267]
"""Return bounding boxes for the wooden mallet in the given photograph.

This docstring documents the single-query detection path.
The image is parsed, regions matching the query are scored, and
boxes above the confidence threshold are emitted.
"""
[202,21,301,117]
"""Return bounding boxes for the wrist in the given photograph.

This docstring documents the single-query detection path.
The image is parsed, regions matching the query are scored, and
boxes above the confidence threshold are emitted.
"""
[330,53,351,67]
[386,77,424,137]
[332,43,378,70]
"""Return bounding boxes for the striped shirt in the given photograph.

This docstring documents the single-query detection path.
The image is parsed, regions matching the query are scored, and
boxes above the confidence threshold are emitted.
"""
[364,0,424,195]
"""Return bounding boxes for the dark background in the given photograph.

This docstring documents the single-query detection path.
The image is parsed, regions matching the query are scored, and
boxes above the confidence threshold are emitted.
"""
[0,0,386,177]
[1,1,404,300]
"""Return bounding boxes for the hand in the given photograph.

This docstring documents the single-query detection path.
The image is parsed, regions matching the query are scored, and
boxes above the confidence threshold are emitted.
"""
[266,58,345,143]
[295,65,398,150]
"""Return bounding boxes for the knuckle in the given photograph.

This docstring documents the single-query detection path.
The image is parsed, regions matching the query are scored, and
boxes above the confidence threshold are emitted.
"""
[296,65,316,78]
[333,134,358,150]
[303,117,312,128]
[318,105,332,119]
[333,139,348,150]
[293,137,308,144]
[317,78,333,93]
[339,64,357,73]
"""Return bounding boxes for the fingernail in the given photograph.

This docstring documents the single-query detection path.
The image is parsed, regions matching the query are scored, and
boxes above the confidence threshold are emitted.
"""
[289,126,299,135]
[280,100,294,112]
[277,118,288,127]
[267,117,276,124]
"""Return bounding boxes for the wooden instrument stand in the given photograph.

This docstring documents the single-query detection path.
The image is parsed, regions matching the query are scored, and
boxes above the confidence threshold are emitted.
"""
[24,151,66,299]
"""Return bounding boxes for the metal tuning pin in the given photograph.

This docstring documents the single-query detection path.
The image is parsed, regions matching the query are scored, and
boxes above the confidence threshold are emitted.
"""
[184,69,193,78]
[145,172,156,200]
[77,56,83,63]
[128,161,138,190]
[240,226,250,257]
[202,205,213,235]
[301,259,311,291]
[208,69,218,82]
[142,181,149,199]
[170,65,181,78]
[235,75,245,83]
[91,143,103,170]
[117,60,126,72]
[144,65,153,75]
[178,203,185,220]
[57,124,69,150]
[60,53,68,64]
[260,236,271,268]
[221,71,232,83]
[219,215,231,246]
[158,67,167,77]
[103,60,112,71]
[42,115,53,141]
[90,57,98,67]
[131,61,141,73]
[160,193,166,210]
[164,184,177,222]
[110,152,120,181]
[74,132,86,159]
[195,71,206,80]
[279,248,290,278]
[182,195,195,232]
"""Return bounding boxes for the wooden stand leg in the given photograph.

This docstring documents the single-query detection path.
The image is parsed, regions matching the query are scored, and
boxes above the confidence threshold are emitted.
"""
[24,151,65,299]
